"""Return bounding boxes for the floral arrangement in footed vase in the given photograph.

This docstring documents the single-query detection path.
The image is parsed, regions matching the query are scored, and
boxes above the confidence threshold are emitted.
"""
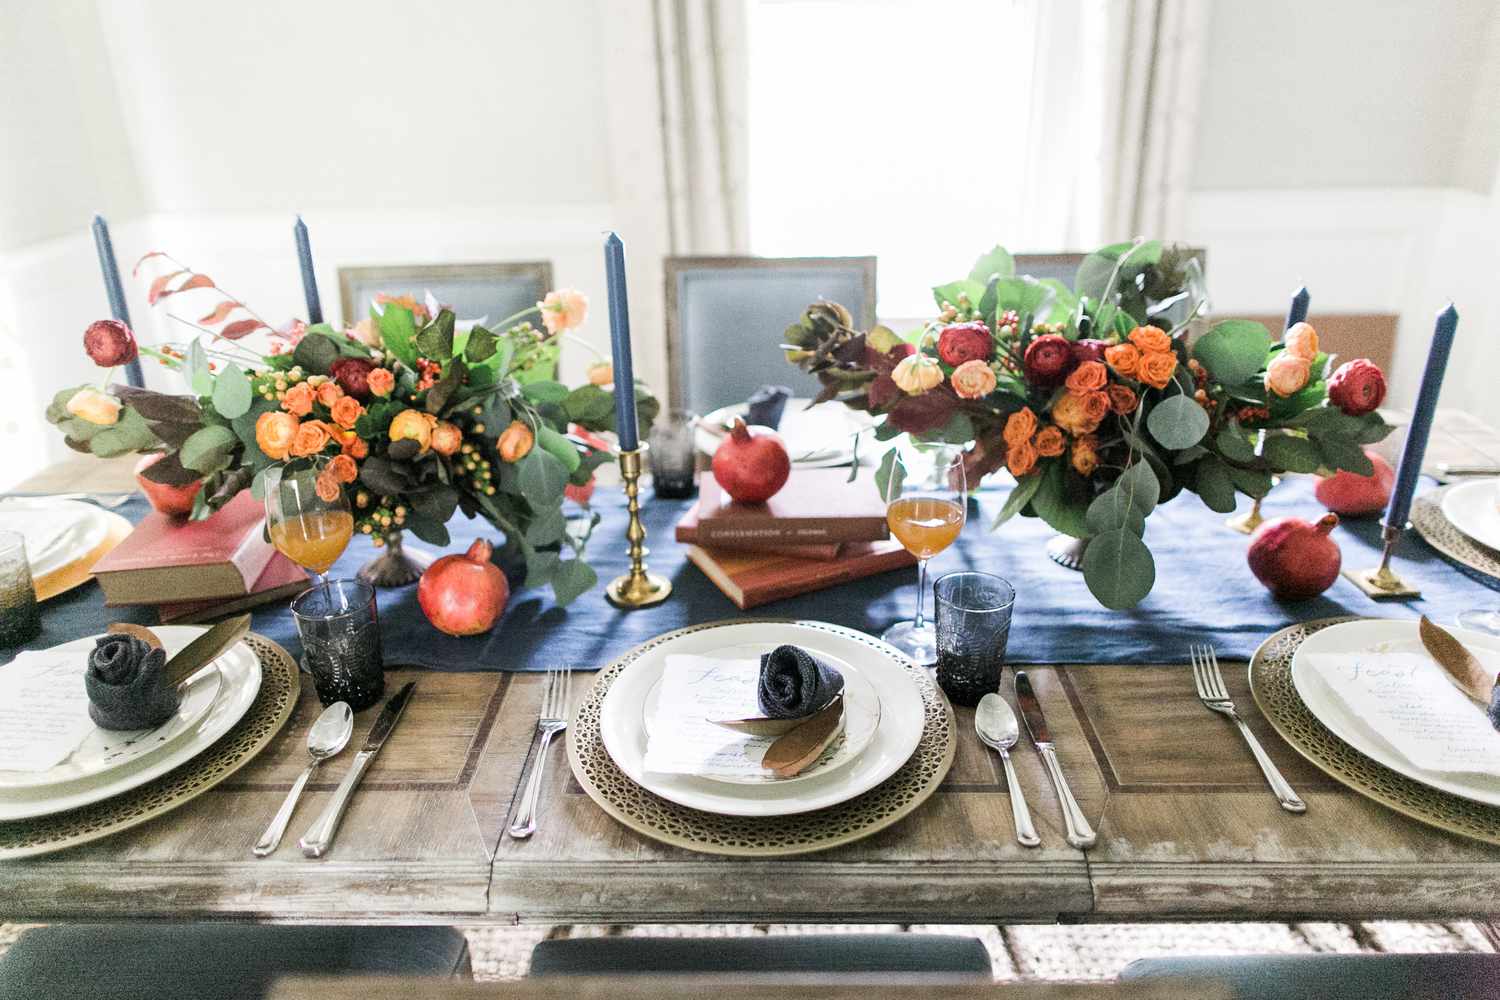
[48,256,657,603]
[781,240,1393,609]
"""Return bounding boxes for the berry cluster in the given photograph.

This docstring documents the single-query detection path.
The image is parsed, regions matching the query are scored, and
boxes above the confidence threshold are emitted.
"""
[1235,405,1271,425]
[937,291,983,324]
[415,358,442,392]
[353,490,408,544]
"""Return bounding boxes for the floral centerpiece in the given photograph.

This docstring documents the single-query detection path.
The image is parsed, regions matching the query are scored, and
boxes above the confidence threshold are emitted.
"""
[782,240,1392,608]
[48,255,655,605]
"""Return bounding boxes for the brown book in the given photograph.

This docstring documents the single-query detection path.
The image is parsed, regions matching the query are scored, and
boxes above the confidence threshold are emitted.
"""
[676,502,842,560]
[155,554,311,624]
[694,469,889,546]
[686,540,916,609]
[94,491,277,605]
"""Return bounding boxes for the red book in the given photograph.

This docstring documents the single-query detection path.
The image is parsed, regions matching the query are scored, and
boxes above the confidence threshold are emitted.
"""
[95,491,277,605]
[686,539,916,609]
[676,502,842,560]
[694,469,889,547]
[155,553,311,624]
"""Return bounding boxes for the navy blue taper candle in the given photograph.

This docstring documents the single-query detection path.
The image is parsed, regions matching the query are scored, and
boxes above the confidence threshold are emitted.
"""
[604,232,639,451]
[294,215,323,325]
[91,214,145,387]
[1285,285,1309,330]
[1384,303,1460,533]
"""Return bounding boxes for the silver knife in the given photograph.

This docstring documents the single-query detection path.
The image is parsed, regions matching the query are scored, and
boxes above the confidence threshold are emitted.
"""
[1014,672,1096,849]
[299,682,415,858]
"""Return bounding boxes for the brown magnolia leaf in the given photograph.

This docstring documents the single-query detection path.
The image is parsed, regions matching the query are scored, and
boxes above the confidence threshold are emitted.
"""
[132,251,169,277]
[219,318,265,340]
[198,300,243,324]
[147,270,186,304]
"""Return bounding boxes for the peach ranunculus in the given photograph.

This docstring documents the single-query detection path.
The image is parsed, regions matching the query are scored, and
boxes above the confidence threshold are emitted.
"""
[950,359,998,400]
[538,288,589,335]
[497,420,535,463]
[891,354,943,394]
[65,388,122,426]
[1265,352,1312,397]
[430,421,463,456]
[1071,435,1100,476]
[1104,343,1141,378]
[366,367,395,397]
[255,411,299,460]
[1006,438,1038,478]
[1107,384,1139,415]
[290,420,332,458]
[1052,392,1102,436]
[587,361,613,386]
[1128,325,1172,355]
[1065,360,1109,395]
[388,409,435,454]
[1080,390,1111,425]
[350,316,382,349]
[327,453,359,484]
[315,380,343,409]
[314,470,342,503]
[330,395,364,431]
[281,381,315,417]
[1284,322,1319,361]
[1034,425,1066,458]
[1137,350,1178,390]
[1003,406,1039,448]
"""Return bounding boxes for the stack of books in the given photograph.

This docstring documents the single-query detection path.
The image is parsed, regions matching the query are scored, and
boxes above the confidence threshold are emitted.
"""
[92,492,309,624]
[677,469,915,609]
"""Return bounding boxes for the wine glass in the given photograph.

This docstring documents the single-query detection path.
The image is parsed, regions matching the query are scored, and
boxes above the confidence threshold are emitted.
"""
[881,449,968,664]
[264,458,354,595]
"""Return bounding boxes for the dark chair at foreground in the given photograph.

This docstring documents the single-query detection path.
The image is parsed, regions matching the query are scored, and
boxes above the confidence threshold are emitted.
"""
[1122,952,1500,1000]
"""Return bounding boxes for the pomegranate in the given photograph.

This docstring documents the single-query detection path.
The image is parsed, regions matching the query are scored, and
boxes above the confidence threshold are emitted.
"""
[418,538,510,636]
[711,418,791,503]
[134,453,202,517]
[1247,513,1342,600]
[1314,449,1394,517]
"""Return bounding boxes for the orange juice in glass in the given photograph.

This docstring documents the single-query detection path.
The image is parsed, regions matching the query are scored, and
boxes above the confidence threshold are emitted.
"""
[264,459,353,591]
[881,451,967,664]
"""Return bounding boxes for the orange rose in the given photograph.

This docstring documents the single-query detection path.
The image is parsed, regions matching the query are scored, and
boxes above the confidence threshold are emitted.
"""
[1284,322,1319,361]
[1137,350,1178,390]
[1104,343,1141,378]
[1107,384,1138,415]
[388,409,435,454]
[336,429,370,460]
[1081,390,1111,425]
[430,421,463,456]
[1071,435,1100,476]
[314,470,342,503]
[1053,392,1102,436]
[290,420,332,458]
[1003,407,1038,448]
[281,382,315,417]
[1065,360,1108,395]
[1128,325,1171,354]
[366,368,395,397]
[1006,438,1038,478]
[255,411,299,460]
[1265,352,1312,397]
[65,388,122,426]
[315,380,343,408]
[1034,425,1066,457]
[497,420,535,463]
[330,395,364,430]
[950,359,998,400]
[327,453,359,484]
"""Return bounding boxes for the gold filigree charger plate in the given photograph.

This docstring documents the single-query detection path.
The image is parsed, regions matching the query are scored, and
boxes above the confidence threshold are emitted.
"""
[0,633,299,860]
[1412,486,1500,585]
[567,620,956,856]
[1250,617,1500,845]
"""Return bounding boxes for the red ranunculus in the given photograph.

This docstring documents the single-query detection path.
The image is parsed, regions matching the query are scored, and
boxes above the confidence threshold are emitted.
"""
[937,322,993,367]
[1071,338,1109,364]
[329,357,377,401]
[1327,359,1387,416]
[1023,333,1076,387]
[83,319,138,367]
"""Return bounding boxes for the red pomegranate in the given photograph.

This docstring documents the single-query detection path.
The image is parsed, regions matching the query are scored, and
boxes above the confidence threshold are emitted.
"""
[1314,449,1394,517]
[1247,513,1342,600]
[711,418,791,503]
[418,539,510,636]
[134,453,202,517]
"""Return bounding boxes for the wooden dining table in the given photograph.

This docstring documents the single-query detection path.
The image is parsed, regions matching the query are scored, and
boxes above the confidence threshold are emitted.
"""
[3,409,1500,928]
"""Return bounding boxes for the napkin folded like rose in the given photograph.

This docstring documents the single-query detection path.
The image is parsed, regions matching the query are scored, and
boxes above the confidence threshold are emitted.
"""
[746,385,791,430]
[85,634,180,731]
[757,644,845,720]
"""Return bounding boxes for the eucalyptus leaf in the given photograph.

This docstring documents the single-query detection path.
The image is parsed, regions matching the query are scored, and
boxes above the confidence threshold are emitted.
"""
[1114,459,1161,513]
[1085,488,1148,538]
[551,558,598,606]
[1191,320,1271,388]
[178,424,237,472]
[188,340,213,395]
[524,550,561,589]
[1193,456,1238,513]
[517,449,568,504]
[1081,529,1156,610]
[993,472,1042,529]
[1228,465,1274,499]
[210,363,252,419]
[524,507,567,547]
[1146,393,1210,449]
[1030,460,1089,538]
[88,407,159,458]
[1216,422,1258,464]
[536,424,582,473]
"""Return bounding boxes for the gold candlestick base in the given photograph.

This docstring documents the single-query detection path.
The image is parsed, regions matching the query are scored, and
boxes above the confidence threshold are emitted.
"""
[605,446,673,610]
[1343,523,1421,600]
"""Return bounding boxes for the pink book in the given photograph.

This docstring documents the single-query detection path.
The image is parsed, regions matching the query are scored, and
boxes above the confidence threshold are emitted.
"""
[95,491,277,604]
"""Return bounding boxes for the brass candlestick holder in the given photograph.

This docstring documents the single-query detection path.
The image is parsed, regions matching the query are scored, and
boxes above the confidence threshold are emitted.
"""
[1343,522,1421,600]
[1225,496,1264,535]
[605,446,672,609]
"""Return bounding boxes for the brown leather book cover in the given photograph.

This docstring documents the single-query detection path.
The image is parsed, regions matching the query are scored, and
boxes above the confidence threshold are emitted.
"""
[676,501,842,560]
[94,491,277,604]
[694,469,889,546]
[686,539,915,609]
[155,554,310,624]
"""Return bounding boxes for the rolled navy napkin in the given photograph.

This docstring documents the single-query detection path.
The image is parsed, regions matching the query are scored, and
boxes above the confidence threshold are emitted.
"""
[757,644,845,719]
[746,385,791,430]
[85,633,180,731]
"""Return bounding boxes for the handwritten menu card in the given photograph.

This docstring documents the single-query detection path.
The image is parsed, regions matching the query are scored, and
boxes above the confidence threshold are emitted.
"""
[643,655,778,778]
[0,650,95,773]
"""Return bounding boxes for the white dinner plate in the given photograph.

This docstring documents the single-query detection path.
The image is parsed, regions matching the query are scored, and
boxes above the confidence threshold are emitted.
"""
[1289,618,1500,806]
[1440,478,1500,553]
[695,399,876,468]
[598,621,925,816]
[0,626,262,820]
[640,656,883,786]
[0,498,109,578]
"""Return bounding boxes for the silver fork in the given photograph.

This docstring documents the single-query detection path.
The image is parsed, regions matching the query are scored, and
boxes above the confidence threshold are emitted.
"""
[1190,644,1306,813]
[507,666,572,839]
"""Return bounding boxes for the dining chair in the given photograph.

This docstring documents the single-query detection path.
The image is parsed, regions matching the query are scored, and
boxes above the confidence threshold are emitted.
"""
[664,255,877,413]
[1120,953,1500,999]
[338,262,554,329]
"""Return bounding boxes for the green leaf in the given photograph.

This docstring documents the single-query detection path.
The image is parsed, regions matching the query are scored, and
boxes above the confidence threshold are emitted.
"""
[45,385,87,424]
[1262,433,1322,474]
[464,324,498,363]
[932,413,975,445]
[188,340,213,395]
[563,384,614,426]
[88,407,159,458]
[1031,460,1089,538]
[1036,279,1079,324]
[517,449,568,504]
[1316,436,1374,476]
[990,277,1051,320]
[359,456,413,496]
[1228,465,1274,499]
[521,381,569,406]
[424,358,466,414]
[178,424,238,472]
[377,304,419,368]
[292,331,340,375]
[409,484,459,524]
[1086,487,1147,538]
[874,448,906,504]
[931,279,985,311]
[1146,393,1210,450]
[536,424,582,474]
[968,246,1014,285]
[1115,459,1161,513]
[1192,320,1272,388]
[551,558,598,606]
[993,472,1042,529]
[210,363,252,419]
[524,507,567,547]
[1193,456,1237,513]
[1216,422,1258,464]
[414,310,456,360]
[524,550,561,589]
[1082,528,1156,609]
[403,511,450,547]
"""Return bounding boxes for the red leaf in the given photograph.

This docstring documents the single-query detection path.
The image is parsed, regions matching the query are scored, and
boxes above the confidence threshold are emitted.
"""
[133,251,169,277]
[198,300,243,324]
[177,274,215,292]
[219,319,266,340]
[147,270,186,305]
[154,272,216,305]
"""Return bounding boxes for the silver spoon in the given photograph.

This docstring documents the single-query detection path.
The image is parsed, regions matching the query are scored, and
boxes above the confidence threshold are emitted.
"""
[976,693,1041,847]
[253,702,353,857]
